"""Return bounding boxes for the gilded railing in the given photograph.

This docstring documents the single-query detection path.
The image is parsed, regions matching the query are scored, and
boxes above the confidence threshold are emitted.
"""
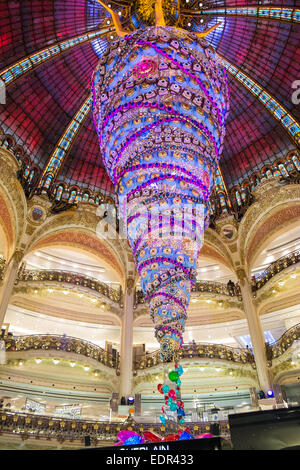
[0,258,6,281]
[4,334,119,370]
[18,269,123,304]
[135,342,255,370]
[268,323,300,361]
[0,411,230,443]
[252,249,300,293]
[134,280,241,305]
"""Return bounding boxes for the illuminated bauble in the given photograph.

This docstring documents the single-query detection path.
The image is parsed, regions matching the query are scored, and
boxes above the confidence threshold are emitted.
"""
[168,370,179,382]
[162,384,170,394]
[170,402,177,411]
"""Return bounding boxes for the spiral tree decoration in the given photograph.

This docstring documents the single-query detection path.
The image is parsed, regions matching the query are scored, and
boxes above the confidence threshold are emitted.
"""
[92,0,229,426]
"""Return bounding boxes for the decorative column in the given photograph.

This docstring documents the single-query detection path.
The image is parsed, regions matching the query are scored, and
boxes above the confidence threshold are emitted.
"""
[237,268,272,393]
[0,249,24,328]
[119,277,135,400]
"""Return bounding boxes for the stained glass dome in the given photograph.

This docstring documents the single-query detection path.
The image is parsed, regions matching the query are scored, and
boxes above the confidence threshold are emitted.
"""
[0,0,299,195]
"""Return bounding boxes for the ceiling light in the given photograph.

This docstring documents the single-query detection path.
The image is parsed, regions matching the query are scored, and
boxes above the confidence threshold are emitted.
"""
[84,366,90,371]
[200,19,204,23]
[35,359,41,364]
[53,359,60,365]
[291,274,296,279]
[278,281,285,286]
[70,362,75,367]
[106,20,111,24]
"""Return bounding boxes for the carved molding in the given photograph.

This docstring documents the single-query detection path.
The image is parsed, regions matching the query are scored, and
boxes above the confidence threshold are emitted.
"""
[238,183,300,270]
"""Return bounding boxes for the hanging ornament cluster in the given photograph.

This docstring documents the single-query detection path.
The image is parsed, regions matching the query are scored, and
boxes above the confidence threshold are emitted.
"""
[115,428,214,446]
[158,362,185,425]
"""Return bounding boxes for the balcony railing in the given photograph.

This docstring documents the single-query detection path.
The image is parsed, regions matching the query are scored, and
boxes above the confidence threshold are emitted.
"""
[135,342,255,370]
[0,410,230,444]
[18,269,123,304]
[252,249,300,293]
[0,258,5,281]
[134,280,241,306]
[267,323,300,361]
[4,334,119,370]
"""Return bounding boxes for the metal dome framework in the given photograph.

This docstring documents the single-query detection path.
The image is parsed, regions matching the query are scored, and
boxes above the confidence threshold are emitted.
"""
[0,0,300,196]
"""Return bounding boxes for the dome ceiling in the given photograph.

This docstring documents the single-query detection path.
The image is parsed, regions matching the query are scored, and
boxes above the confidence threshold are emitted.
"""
[0,0,299,194]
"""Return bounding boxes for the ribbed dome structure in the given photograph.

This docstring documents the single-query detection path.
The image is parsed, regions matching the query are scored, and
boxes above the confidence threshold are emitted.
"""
[1,1,299,195]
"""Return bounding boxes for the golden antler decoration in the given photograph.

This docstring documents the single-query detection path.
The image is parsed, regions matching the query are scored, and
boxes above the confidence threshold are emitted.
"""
[98,0,220,38]
[155,0,166,27]
[97,0,129,37]
[196,22,221,38]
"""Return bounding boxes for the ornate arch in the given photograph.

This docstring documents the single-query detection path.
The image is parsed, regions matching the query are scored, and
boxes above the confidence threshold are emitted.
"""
[238,182,300,272]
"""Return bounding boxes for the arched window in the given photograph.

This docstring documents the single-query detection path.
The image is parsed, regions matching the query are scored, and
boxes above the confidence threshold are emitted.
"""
[235,190,242,206]
[43,174,53,189]
[265,169,273,179]
[241,190,247,202]
[2,138,13,150]
[82,193,89,202]
[292,154,300,171]
[219,193,228,213]
[278,163,288,177]
[69,190,77,204]
[56,185,63,201]
[28,170,35,184]
[286,160,294,173]
[62,190,69,200]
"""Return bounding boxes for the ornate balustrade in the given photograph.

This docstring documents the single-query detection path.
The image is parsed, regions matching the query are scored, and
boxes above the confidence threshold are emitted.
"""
[18,269,122,304]
[135,342,255,370]
[268,323,300,361]
[134,280,241,306]
[0,410,230,444]
[4,334,119,370]
[0,258,6,281]
[252,249,300,293]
